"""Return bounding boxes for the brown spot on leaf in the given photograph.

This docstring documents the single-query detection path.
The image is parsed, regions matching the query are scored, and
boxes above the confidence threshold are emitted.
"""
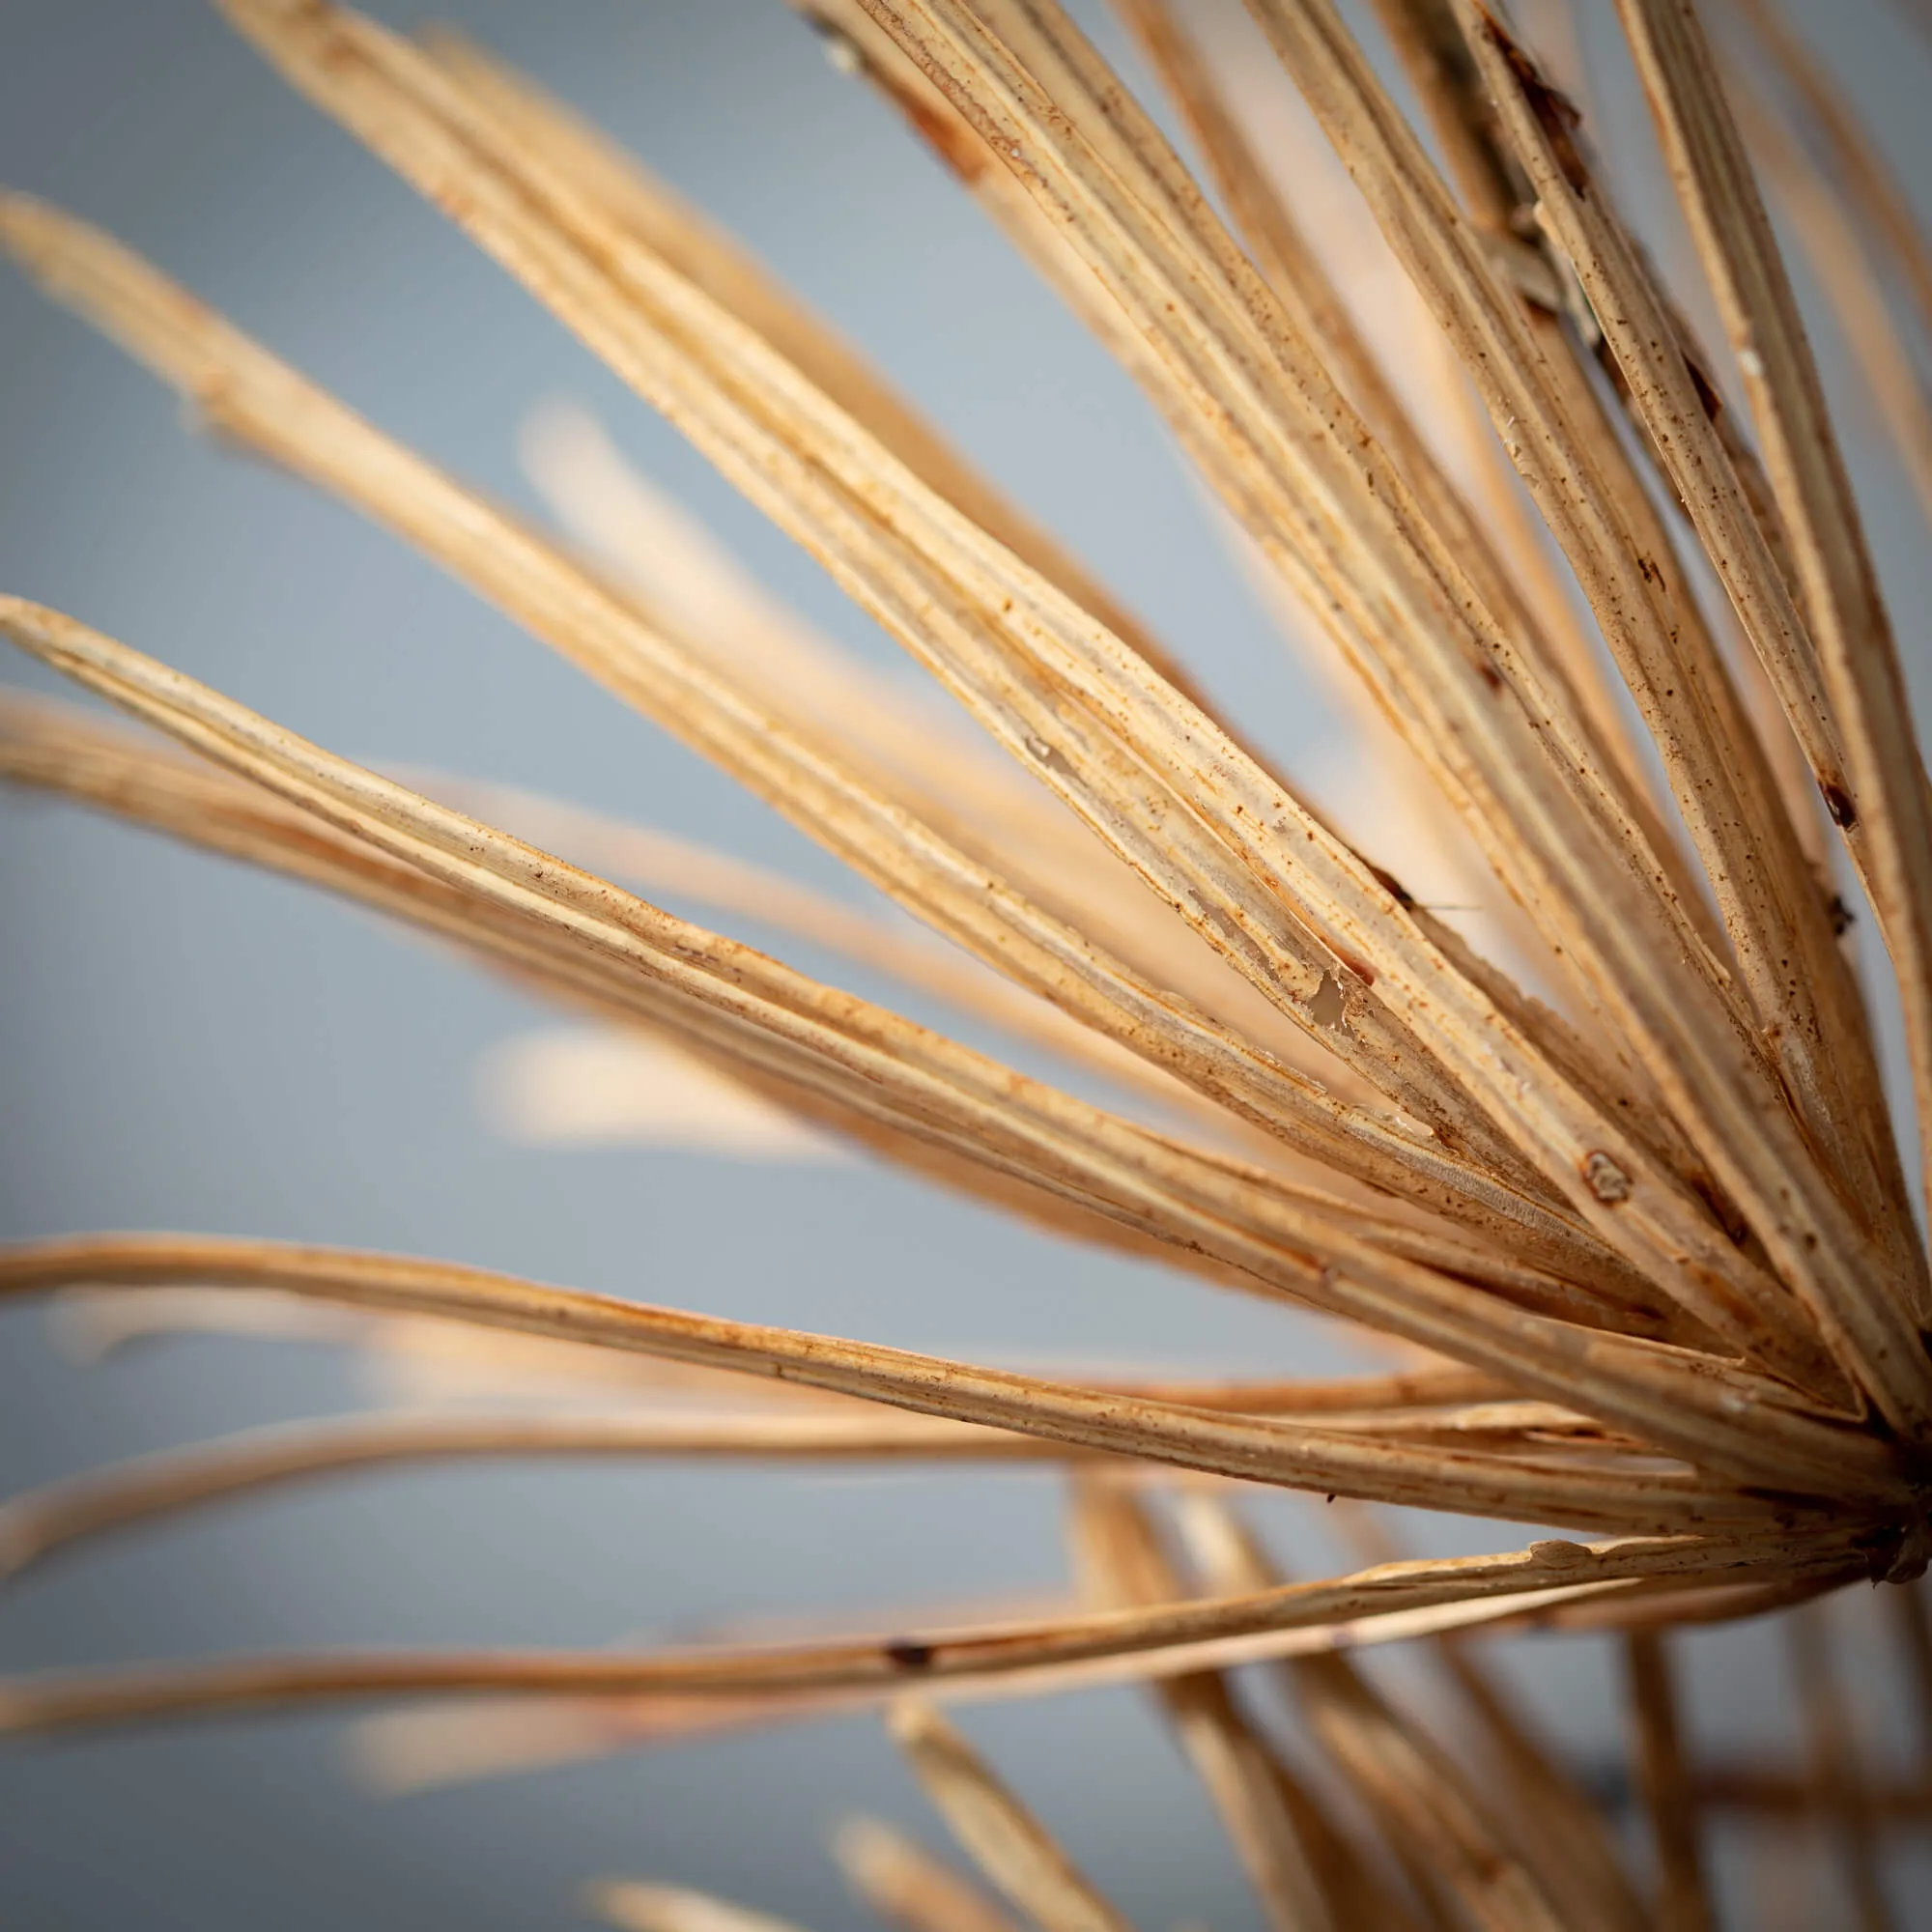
[885,1638,935,1670]
[1687,1169,1751,1245]
[1021,733,1075,781]
[1310,971,1349,1031]
[1368,864,1416,909]
[1684,349,1723,422]
[1820,780,1858,828]
[1482,10,1589,193]
[1581,1151,1632,1204]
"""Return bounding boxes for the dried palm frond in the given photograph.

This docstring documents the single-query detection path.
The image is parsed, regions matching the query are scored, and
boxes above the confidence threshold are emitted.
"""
[6,0,1932,1921]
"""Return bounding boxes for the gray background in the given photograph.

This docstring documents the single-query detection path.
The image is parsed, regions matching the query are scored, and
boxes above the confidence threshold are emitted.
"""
[2,1,1929,1925]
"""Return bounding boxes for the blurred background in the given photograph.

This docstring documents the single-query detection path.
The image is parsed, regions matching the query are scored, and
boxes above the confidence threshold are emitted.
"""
[4,0,1932,1924]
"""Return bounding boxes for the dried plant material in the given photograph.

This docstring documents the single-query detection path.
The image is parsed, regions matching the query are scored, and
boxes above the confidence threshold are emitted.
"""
[5,0,1932,1917]
[858,2,1916,1412]
[450,54,1400,1101]
[1433,1642,1649,1932]
[1788,1603,1897,1932]
[832,1817,1023,1932]
[0,1408,1094,1583]
[11,673,1851,1495]
[45,1282,359,1363]
[34,1266,1522,1422]
[1615,0,1932,1253]
[1113,0,1659,838]
[45,1280,853,1407]
[1370,0,1831,895]
[1208,1,1620,786]
[1179,1497,1570,1932]
[510,400,1242,1034]
[353,1698,683,1794]
[589,1882,811,1932]
[22,0,1886,1406]
[2,1379,1648,1592]
[0,221,1652,1308]
[1729,69,1932,536]
[348,1593,1095,1794]
[1456,2,1916,1283]
[850,0,1708,1028]
[1246,1752,1435,1932]
[0,1479,1871,1739]
[337,1574,1641,1799]
[0,204,1296,1156]
[887,1700,1138,1932]
[1329,1500,1649,1930]
[1622,1632,1714,1932]
[1210,498,1538,985]
[1,122,1872,1401]
[417,26,1203,737]
[412,770,1010,1035]
[420,772,1255,1129]
[1066,1481,1337,1930]
[1226,0,1926,1424]
[1695,1763,1932,1821]
[216,0,1805,1296]
[1477,1566,1844,1637]
[0,694,1352,1301]
[0,1232,1815,1533]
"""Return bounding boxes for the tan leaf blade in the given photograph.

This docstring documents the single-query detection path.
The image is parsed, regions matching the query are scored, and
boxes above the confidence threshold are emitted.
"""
[0,1504,1874,1741]
[0,195,1664,1311]
[1615,0,1932,1270]
[1787,1604,1897,1932]
[1067,1480,1338,1930]
[2,643,1872,1498]
[1112,0,1666,872]
[589,1882,813,1932]
[199,0,1863,1391]
[1433,1643,1649,1932]
[833,0,1913,1414]
[1179,1496,1574,1932]
[0,1230,1825,1532]
[833,1816,1024,1932]
[1727,62,1932,540]
[1453,0,1917,1299]
[0,1409,1098,1584]
[1222,0,1930,1429]
[888,1700,1140,1932]
[1621,1632,1716,1932]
